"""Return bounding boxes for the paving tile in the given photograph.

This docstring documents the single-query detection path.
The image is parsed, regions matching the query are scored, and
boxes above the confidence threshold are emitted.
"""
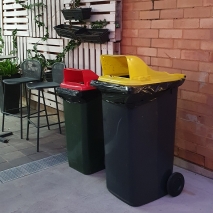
[28,152,51,161]
[9,156,33,167]
[0,156,6,164]
[0,162,13,171]
[1,151,26,161]
[45,147,67,155]
[20,147,38,156]
[0,142,9,148]
[40,142,64,150]
[52,139,66,148]
[0,146,18,154]
[11,141,35,150]
[0,113,67,170]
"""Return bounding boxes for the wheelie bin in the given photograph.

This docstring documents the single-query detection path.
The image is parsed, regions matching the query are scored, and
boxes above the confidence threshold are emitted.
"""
[91,55,186,206]
[57,68,105,175]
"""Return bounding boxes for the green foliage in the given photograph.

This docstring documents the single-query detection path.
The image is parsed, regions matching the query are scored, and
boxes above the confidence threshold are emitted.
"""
[42,27,49,41]
[0,28,4,54]
[0,28,19,76]
[10,29,18,55]
[15,0,49,41]
[27,42,48,71]
[91,19,108,29]
[69,0,81,8]
[27,39,81,70]
[52,39,81,64]
[0,59,19,76]
[15,0,46,10]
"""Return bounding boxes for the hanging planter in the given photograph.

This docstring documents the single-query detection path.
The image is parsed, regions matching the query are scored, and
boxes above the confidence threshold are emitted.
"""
[76,29,110,44]
[54,24,86,39]
[62,8,92,21]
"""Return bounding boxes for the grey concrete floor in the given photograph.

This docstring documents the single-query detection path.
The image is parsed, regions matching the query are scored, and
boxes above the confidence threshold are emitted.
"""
[0,111,66,171]
[0,164,211,213]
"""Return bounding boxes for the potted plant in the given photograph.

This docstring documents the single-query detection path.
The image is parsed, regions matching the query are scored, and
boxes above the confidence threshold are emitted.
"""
[0,59,21,114]
[62,0,92,21]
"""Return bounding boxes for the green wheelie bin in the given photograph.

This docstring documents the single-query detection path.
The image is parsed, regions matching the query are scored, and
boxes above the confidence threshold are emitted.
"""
[57,68,105,175]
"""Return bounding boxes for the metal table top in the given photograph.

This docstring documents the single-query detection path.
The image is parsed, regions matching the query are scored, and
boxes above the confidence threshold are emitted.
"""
[0,55,16,60]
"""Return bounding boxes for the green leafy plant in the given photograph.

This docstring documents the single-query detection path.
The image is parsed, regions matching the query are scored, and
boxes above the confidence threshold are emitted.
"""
[0,28,19,76]
[0,59,19,76]
[91,19,108,29]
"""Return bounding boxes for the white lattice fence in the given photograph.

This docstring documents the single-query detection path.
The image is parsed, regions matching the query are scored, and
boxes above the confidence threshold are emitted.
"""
[0,0,122,111]
[2,0,29,36]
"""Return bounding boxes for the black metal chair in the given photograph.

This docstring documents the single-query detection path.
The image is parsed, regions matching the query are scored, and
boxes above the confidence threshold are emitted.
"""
[2,59,42,139]
[26,62,65,152]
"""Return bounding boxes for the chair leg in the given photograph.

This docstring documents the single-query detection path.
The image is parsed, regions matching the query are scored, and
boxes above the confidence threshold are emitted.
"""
[42,89,50,130]
[24,84,29,111]
[20,84,23,139]
[2,83,5,132]
[26,89,31,141]
[37,90,41,152]
[54,88,61,134]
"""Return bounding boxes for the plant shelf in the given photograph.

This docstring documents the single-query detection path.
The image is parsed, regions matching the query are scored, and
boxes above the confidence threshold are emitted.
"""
[62,8,92,21]
[54,24,86,39]
[76,29,110,44]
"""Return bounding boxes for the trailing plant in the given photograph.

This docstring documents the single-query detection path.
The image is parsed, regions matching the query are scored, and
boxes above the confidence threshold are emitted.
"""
[0,59,19,76]
[51,39,81,64]
[27,42,48,71]
[0,28,4,55]
[28,38,81,70]
[69,0,81,8]
[10,29,18,55]
[15,1,46,9]
[91,19,108,29]
[15,0,49,41]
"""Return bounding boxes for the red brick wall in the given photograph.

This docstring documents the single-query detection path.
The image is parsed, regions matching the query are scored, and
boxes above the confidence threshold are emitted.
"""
[121,0,213,170]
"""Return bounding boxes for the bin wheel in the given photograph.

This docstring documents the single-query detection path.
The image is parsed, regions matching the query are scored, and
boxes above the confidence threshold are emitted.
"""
[167,172,184,197]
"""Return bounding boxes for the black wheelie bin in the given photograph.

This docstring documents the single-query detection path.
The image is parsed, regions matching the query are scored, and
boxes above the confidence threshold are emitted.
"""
[57,68,105,175]
[91,55,186,206]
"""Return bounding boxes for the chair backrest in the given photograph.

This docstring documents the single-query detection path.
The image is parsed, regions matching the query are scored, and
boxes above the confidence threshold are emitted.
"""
[21,59,42,80]
[52,62,66,84]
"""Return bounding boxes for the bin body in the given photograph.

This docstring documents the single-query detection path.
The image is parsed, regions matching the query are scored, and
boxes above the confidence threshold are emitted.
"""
[63,90,105,175]
[103,88,178,206]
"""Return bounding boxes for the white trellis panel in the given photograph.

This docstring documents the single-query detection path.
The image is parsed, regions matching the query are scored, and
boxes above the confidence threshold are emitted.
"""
[2,0,29,36]
[63,0,122,42]
[65,41,118,75]
[29,0,64,39]
[17,36,28,63]
[26,37,64,61]
[2,35,13,55]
